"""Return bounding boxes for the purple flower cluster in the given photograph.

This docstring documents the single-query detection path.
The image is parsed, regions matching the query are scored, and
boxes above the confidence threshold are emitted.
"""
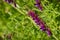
[35,0,43,11]
[5,0,16,7]
[28,10,52,36]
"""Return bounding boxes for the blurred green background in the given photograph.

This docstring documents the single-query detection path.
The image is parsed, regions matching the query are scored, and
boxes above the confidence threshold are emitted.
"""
[0,0,60,40]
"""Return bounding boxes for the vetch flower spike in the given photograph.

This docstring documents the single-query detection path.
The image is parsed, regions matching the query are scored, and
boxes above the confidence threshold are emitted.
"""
[28,10,46,30]
[28,10,52,36]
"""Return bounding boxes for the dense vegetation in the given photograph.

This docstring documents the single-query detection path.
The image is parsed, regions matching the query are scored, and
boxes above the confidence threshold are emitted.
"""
[0,0,60,40]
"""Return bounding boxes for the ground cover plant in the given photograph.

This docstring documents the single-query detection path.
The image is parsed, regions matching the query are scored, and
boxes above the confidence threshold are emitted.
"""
[0,0,60,40]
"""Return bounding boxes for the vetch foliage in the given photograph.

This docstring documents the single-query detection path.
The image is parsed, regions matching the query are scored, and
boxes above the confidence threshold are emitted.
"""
[0,0,60,40]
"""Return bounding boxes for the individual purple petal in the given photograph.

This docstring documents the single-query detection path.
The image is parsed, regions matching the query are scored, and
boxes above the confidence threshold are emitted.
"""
[38,5,43,11]
[28,10,36,17]
[40,23,46,31]
[33,16,39,21]
[35,4,43,11]
[35,4,39,7]
[46,28,52,36]
[34,19,40,25]
[35,0,43,11]
[40,27,46,31]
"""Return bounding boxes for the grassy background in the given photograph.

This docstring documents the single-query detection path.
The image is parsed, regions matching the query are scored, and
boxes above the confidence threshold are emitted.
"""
[0,0,60,40]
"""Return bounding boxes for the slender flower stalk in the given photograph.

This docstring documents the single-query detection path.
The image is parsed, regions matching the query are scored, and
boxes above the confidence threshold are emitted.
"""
[5,0,16,7]
[28,10,52,36]
[35,0,43,11]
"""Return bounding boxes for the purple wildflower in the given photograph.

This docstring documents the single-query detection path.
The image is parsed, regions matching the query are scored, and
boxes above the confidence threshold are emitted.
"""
[28,10,52,36]
[5,0,16,7]
[35,0,43,10]
[34,17,41,25]
[28,10,46,30]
